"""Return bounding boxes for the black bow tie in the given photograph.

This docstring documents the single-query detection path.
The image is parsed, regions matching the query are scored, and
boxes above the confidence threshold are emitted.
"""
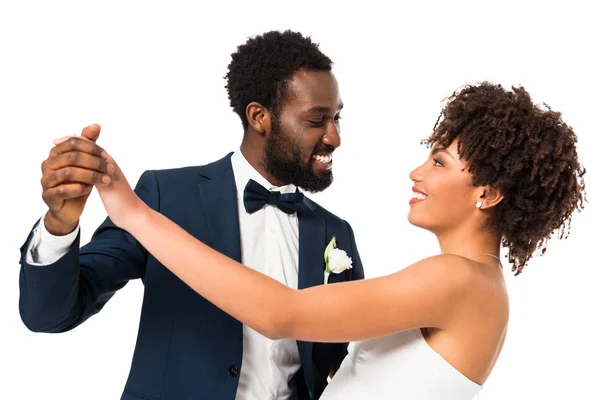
[243,179,304,215]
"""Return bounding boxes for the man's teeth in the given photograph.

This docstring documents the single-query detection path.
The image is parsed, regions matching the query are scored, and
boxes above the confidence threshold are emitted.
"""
[313,154,332,163]
[411,192,427,200]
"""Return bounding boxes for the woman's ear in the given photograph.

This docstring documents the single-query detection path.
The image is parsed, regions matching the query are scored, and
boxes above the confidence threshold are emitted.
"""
[477,186,504,210]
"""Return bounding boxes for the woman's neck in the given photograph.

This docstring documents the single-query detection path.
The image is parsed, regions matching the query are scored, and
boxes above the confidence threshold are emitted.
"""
[436,223,501,259]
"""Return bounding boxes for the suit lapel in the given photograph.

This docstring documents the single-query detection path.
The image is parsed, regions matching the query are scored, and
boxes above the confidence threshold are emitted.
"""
[297,200,326,290]
[196,155,242,263]
[196,157,326,397]
[297,198,326,397]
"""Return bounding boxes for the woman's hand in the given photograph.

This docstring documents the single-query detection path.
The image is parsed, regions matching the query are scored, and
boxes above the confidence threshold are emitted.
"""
[95,153,146,230]
[52,134,145,230]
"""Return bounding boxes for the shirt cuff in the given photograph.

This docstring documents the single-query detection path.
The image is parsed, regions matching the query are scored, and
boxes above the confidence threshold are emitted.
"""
[25,213,80,266]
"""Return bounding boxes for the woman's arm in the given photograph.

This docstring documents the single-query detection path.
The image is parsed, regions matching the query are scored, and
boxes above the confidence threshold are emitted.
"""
[128,206,476,342]
[97,156,477,343]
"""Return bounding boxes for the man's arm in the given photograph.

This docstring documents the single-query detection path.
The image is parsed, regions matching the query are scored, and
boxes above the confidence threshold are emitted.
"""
[25,213,80,266]
[18,170,159,332]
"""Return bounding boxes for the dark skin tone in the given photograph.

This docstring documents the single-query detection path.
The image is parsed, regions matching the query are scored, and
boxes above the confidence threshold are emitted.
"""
[41,69,343,232]
[41,125,113,236]
[41,68,345,378]
[240,69,343,186]
[241,69,344,378]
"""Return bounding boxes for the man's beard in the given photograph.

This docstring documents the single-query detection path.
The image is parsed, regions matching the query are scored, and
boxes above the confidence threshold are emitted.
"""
[263,118,333,193]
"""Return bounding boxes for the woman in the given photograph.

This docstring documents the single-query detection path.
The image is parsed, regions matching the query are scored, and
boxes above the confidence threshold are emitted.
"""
[91,82,586,399]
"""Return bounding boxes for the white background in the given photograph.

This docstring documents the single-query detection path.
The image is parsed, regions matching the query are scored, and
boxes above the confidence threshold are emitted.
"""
[1,1,598,399]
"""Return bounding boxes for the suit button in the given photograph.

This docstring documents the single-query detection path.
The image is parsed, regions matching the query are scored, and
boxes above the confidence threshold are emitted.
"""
[228,364,239,377]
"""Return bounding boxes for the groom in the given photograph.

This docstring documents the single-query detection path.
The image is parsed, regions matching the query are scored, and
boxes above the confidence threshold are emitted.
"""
[19,30,364,400]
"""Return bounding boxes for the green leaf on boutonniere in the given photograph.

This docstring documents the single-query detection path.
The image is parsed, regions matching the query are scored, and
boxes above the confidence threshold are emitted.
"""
[324,236,337,273]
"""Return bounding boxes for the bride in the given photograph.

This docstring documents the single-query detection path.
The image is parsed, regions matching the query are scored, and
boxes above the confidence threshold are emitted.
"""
[90,82,585,399]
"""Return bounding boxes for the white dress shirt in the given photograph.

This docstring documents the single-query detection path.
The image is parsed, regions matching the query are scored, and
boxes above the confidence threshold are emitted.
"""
[26,214,79,265]
[230,150,302,400]
[26,150,303,400]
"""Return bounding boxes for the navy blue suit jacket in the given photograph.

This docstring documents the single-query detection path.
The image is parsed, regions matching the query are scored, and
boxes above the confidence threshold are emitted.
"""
[19,153,364,400]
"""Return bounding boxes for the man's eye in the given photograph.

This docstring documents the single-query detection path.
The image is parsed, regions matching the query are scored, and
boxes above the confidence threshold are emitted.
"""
[308,119,324,126]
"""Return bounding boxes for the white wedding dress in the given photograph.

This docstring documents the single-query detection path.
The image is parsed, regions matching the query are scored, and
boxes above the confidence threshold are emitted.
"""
[320,328,482,399]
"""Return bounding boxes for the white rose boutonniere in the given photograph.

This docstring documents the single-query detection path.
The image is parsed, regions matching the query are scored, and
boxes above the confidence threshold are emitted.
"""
[323,236,353,284]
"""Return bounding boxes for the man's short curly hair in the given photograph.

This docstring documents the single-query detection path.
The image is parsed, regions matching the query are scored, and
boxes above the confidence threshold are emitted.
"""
[225,30,332,131]
[422,82,587,275]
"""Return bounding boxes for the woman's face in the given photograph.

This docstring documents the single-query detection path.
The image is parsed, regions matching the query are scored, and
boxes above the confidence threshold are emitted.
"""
[408,139,483,234]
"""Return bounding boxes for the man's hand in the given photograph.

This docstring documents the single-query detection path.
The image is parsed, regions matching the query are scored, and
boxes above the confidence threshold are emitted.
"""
[41,124,113,235]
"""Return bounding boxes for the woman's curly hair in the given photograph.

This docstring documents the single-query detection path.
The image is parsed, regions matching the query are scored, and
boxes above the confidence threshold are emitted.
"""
[422,82,586,275]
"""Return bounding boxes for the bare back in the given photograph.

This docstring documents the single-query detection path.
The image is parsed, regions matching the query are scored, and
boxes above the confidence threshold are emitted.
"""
[422,259,509,385]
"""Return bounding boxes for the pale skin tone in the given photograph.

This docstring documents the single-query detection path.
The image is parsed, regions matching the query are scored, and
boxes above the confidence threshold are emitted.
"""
[63,135,509,386]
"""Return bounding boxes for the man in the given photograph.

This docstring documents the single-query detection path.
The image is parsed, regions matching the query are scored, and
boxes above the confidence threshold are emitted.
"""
[19,30,364,400]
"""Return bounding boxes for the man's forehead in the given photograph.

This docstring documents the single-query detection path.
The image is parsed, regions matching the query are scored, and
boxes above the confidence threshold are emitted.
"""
[287,69,342,110]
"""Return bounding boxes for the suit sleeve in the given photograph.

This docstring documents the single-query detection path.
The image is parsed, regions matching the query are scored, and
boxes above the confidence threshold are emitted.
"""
[345,220,364,282]
[18,170,159,333]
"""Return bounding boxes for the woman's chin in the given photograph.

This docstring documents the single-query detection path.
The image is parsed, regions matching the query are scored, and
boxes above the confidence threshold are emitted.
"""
[407,212,429,230]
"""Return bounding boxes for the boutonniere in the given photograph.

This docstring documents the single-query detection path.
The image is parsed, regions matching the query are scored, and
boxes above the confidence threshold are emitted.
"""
[323,236,353,284]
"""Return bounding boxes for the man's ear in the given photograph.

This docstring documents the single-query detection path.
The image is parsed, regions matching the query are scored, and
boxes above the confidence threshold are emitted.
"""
[246,102,271,136]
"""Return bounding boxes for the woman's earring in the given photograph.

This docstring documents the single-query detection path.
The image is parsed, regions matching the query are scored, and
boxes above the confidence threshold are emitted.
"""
[476,201,483,209]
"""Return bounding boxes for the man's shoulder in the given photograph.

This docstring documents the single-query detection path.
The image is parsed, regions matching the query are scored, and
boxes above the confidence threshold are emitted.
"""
[303,195,349,228]
[147,153,233,181]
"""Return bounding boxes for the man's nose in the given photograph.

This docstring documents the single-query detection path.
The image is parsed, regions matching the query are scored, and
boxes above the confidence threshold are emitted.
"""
[322,122,340,149]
